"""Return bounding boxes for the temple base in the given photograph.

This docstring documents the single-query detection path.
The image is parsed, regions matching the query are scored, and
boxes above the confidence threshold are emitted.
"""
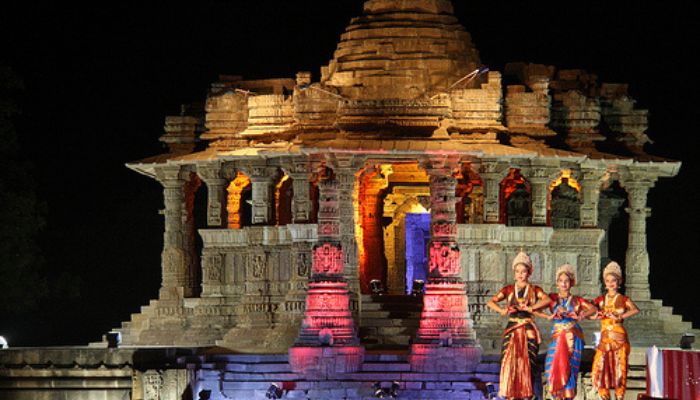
[409,344,482,372]
[288,346,364,378]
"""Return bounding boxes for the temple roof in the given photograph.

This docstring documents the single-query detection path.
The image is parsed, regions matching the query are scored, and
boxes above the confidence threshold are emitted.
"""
[127,0,680,178]
[322,0,481,100]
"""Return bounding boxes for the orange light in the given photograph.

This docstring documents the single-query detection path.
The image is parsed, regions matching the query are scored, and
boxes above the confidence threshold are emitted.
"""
[549,169,581,193]
[226,172,251,229]
[275,174,291,225]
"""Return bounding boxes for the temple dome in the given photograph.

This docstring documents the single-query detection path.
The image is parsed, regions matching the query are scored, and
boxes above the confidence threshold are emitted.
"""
[322,0,481,100]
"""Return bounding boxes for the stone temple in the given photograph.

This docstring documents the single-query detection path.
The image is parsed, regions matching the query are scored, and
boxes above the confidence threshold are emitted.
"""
[1,0,697,399]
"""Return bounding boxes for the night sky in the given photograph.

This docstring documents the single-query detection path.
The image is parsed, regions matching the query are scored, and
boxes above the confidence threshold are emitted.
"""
[1,1,698,346]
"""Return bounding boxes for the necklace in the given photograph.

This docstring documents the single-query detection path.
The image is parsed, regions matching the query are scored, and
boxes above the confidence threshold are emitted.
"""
[605,293,619,308]
[514,283,529,305]
[558,293,572,310]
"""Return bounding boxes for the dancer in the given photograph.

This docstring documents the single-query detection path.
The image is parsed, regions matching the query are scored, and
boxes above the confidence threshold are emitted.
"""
[536,264,596,399]
[487,251,551,399]
[591,261,639,399]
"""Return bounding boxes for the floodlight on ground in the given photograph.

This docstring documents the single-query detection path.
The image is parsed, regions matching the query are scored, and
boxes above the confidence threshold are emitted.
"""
[370,279,385,295]
[265,383,283,399]
[411,279,425,296]
[680,333,695,349]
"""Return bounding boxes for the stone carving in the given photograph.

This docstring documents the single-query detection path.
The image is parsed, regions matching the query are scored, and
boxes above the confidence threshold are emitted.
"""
[312,243,343,275]
[428,241,461,277]
[296,252,310,278]
[204,254,223,283]
[249,253,266,279]
[161,247,185,275]
[143,370,163,400]
[577,255,594,283]
[432,222,457,238]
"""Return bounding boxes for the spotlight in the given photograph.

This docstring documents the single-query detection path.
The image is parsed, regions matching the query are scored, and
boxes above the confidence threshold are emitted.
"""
[372,381,399,398]
[370,279,385,296]
[411,279,425,296]
[680,333,695,350]
[485,382,497,399]
[0,336,8,349]
[198,390,211,400]
[266,383,283,399]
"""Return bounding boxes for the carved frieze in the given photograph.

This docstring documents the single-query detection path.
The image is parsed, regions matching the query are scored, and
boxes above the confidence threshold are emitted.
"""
[142,370,163,400]
[428,241,461,277]
[312,243,343,275]
[295,251,311,278]
[203,253,224,283]
[248,252,267,280]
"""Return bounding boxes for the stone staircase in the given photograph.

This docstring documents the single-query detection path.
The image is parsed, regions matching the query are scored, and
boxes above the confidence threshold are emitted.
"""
[358,294,422,351]
[190,353,502,399]
[625,299,700,347]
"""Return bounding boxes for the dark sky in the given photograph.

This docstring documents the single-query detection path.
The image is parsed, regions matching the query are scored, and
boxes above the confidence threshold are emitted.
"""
[1,1,698,346]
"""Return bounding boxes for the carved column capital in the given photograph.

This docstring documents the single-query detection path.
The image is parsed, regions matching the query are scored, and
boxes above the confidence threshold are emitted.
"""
[621,178,655,212]
[286,165,314,224]
[476,160,509,223]
[525,166,557,226]
[196,162,228,227]
[155,165,189,186]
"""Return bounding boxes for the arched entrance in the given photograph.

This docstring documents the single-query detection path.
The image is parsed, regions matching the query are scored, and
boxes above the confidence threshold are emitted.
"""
[404,212,430,294]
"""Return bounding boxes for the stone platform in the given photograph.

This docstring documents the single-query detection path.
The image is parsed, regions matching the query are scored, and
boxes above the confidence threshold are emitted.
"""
[190,352,501,399]
[0,344,675,399]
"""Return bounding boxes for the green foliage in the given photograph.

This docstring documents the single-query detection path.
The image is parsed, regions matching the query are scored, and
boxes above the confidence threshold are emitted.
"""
[0,66,48,314]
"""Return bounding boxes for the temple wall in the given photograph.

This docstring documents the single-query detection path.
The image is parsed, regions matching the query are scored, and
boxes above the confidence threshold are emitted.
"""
[456,224,604,350]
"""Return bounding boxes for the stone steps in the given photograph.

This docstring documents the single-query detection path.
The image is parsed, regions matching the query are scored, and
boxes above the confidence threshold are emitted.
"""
[359,295,423,350]
[192,352,502,400]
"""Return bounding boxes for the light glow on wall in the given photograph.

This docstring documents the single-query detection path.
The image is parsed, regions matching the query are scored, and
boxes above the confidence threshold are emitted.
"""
[226,172,251,229]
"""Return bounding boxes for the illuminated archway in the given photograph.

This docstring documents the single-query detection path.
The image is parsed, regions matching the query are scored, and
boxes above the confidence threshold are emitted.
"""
[500,168,531,226]
[226,172,252,229]
[549,169,581,228]
[455,165,483,224]
[383,194,430,294]
[275,172,293,225]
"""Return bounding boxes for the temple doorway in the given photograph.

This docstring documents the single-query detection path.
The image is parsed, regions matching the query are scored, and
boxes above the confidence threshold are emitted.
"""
[404,212,430,294]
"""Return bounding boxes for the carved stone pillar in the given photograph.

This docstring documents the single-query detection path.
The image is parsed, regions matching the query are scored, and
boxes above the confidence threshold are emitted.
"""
[410,157,482,373]
[622,177,655,300]
[528,168,550,226]
[580,166,606,228]
[155,166,188,300]
[242,165,276,225]
[198,162,227,227]
[479,161,507,224]
[281,158,314,223]
[336,166,360,291]
[290,174,312,223]
[289,174,364,378]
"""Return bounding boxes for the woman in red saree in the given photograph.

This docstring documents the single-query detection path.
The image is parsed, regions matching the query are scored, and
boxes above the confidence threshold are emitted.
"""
[591,261,639,400]
[487,251,551,399]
